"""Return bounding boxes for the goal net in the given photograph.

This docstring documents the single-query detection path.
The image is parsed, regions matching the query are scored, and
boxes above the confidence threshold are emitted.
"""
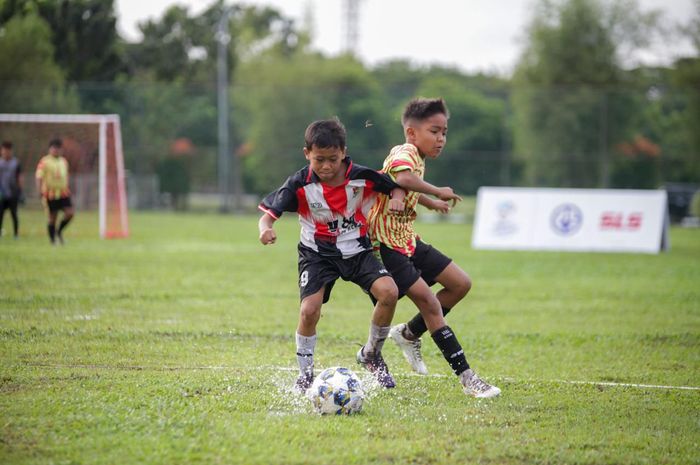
[0,114,129,239]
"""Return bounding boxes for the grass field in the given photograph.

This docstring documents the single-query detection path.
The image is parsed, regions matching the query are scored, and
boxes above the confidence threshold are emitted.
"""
[1,210,699,465]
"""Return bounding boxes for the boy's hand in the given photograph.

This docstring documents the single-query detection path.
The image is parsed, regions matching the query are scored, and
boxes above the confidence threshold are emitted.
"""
[423,197,450,213]
[259,228,277,245]
[388,197,405,213]
[428,200,454,213]
[436,187,462,205]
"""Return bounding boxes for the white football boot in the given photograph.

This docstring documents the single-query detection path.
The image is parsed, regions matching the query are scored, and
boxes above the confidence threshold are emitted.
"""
[460,369,501,398]
[389,323,428,375]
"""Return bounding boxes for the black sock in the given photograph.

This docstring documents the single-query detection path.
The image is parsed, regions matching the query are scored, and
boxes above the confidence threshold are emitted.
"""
[431,325,469,375]
[406,306,452,338]
[48,224,56,242]
[58,217,72,235]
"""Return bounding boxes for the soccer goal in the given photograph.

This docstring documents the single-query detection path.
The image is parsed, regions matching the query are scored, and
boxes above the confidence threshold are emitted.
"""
[0,113,129,239]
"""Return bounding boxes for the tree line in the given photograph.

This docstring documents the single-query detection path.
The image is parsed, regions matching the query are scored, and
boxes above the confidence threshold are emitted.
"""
[0,0,698,200]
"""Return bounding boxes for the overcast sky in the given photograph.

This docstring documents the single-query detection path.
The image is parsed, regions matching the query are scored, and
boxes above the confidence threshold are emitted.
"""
[115,0,696,74]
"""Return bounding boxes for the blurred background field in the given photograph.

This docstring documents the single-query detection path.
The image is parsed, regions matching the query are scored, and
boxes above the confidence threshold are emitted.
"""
[1,0,699,219]
[1,211,699,464]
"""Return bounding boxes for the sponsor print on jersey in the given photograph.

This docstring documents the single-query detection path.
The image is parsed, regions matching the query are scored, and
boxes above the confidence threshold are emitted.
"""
[298,180,375,258]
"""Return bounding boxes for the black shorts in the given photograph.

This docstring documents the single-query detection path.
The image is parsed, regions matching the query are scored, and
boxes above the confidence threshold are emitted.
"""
[46,197,73,213]
[378,240,452,298]
[298,244,392,304]
[1,197,19,211]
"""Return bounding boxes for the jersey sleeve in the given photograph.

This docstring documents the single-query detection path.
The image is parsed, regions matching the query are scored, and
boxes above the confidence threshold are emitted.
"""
[351,163,399,195]
[386,145,421,176]
[258,174,301,219]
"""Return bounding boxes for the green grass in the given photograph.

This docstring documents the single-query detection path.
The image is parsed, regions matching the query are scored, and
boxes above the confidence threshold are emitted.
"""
[1,210,699,465]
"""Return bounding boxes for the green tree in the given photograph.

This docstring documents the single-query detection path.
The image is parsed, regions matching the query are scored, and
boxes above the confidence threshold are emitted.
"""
[0,13,79,113]
[668,0,700,182]
[414,76,508,194]
[234,51,389,194]
[125,1,303,84]
[512,0,660,188]
[0,0,125,82]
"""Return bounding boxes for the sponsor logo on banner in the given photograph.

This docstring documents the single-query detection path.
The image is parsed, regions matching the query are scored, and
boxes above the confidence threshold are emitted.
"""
[492,200,518,236]
[600,212,643,231]
[550,203,583,236]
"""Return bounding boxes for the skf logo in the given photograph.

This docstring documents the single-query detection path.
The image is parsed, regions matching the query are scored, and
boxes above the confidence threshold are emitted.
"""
[600,212,643,231]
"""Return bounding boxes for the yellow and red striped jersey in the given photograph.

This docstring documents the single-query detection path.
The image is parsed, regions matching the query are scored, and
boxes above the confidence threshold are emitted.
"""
[36,155,71,200]
[368,143,425,256]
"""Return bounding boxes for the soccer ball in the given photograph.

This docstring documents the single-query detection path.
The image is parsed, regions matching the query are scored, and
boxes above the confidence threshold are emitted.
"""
[306,367,364,415]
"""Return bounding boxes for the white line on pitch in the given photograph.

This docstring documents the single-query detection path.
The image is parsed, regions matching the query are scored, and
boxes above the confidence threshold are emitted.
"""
[23,362,700,391]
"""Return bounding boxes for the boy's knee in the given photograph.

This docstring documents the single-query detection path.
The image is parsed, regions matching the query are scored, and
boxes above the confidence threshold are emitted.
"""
[458,275,472,297]
[412,291,441,316]
[373,279,398,305]
[299,301,321,324]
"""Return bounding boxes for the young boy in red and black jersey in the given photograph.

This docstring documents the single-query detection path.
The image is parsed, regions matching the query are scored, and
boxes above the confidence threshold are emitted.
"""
[258,118,405,391]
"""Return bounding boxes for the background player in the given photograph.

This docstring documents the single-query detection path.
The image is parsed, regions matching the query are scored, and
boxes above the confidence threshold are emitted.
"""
[0,141,23,239]
[35,138,74,245]
[368,98,501,398]
[258,118,405,391]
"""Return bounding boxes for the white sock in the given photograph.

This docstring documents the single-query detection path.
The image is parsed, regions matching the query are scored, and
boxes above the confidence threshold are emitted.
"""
[296,332,316,377]
[363,323,390,358]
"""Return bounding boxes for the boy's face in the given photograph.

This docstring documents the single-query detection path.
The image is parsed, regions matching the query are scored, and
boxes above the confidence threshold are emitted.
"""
[304,145,347,183]
[406,113,448,159]
[49,145,62,157]
[0,147,10,159]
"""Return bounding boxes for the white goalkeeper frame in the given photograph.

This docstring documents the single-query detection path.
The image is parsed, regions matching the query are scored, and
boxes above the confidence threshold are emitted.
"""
[0,113,129,238]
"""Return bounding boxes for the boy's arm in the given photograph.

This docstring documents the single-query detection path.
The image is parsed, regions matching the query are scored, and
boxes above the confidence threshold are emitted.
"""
[388,187,406,213]
[418,194,451,213]
[17,164,24,192]
[257,171,304,245]
[258,212,278,245]
[35,170,43,197]
[393,170,462,204]
[35,158,45,197]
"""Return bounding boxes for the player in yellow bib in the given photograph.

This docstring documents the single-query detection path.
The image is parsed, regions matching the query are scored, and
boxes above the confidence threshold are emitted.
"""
[368,98,500,398]
[35,139,74,245]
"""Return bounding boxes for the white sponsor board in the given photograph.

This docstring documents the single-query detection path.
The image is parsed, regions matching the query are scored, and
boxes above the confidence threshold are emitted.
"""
[472,187,669,253]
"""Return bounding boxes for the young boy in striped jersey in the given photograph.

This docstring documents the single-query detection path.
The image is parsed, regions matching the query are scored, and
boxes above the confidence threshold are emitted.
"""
[368,98,501,398]
[258,118,405,391]
[35,139,74,245]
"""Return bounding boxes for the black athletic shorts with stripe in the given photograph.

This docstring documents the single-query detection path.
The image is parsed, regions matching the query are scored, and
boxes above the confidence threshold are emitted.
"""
[378,239,452,298]
[297,244,391,304]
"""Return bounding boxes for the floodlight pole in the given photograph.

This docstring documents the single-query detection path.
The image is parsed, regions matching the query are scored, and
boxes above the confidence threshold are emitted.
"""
[216,7,239,213]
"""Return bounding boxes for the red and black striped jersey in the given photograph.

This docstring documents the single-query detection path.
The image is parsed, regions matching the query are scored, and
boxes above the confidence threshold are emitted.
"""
[259,158,398,258]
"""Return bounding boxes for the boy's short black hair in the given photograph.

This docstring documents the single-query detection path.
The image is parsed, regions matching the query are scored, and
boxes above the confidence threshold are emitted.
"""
[401,98,449,126]
[48,138,63,148]
[1,141,12,149]
[304,118,346,150]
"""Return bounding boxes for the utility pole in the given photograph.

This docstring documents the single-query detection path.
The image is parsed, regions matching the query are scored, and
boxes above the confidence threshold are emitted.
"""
[216,6,243,212]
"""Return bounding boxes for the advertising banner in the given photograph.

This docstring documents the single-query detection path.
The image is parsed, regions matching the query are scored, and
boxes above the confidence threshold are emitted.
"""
[472,187,669,253]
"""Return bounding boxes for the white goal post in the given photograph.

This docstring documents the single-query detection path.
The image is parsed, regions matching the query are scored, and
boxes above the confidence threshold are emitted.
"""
[0,113,129,239]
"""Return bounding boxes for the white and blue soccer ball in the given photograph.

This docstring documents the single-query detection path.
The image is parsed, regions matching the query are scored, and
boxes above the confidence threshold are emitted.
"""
[306,367,364,415]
